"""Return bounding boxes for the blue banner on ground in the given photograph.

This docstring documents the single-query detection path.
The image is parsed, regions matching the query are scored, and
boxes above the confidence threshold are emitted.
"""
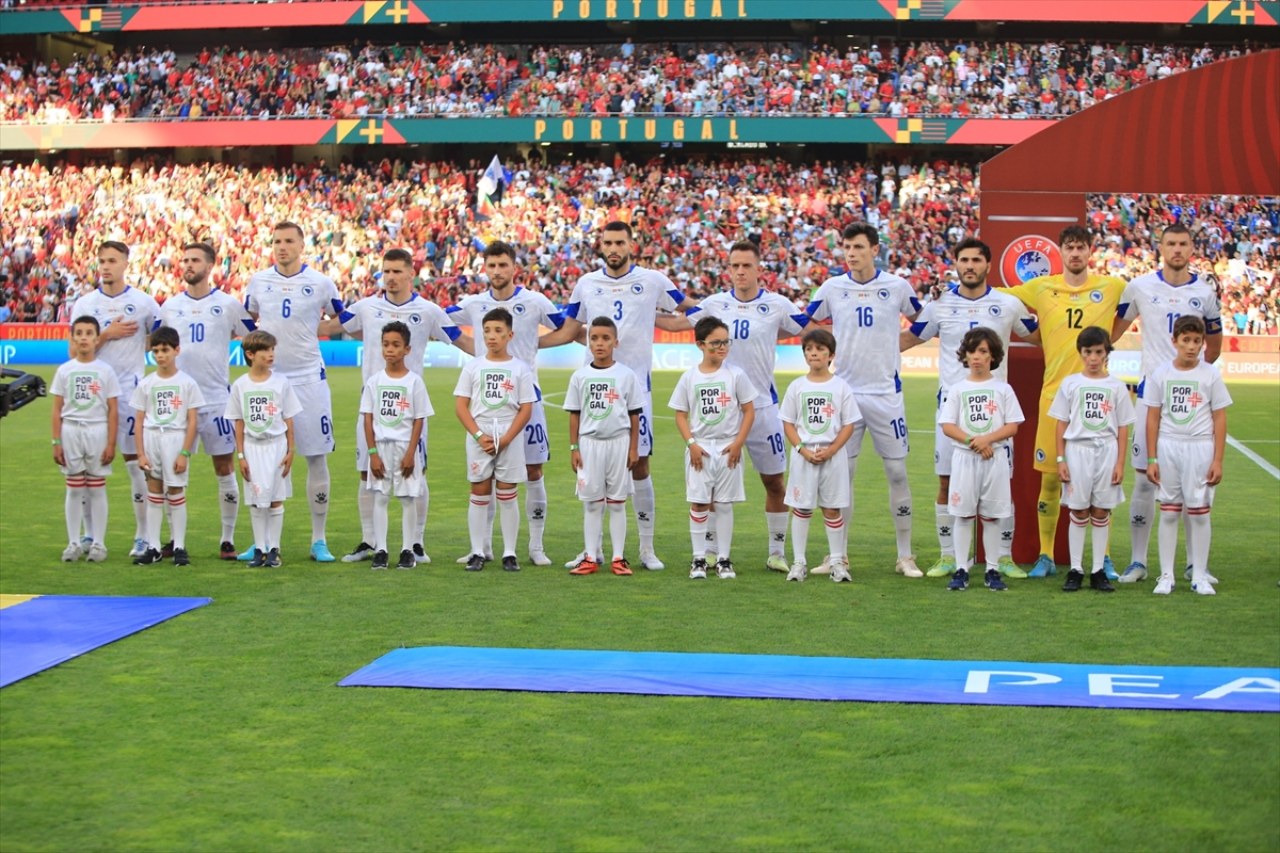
[0,595,211,687]
[339,646,1280,713]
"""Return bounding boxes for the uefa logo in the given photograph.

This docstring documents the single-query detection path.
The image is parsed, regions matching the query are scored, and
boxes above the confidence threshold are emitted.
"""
[1000,235,1063,285]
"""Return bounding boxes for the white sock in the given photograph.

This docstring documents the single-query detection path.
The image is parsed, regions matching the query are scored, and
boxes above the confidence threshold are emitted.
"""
[1090,515,1111,574]
[126,459,148,539]
[766,511,788,556]
[250,505,269,552]
[583,500,604,562]
[372,490,390,552]
[713,502,735,560]
[998,514,1014,559]
[526,476,547,553]
[633,475,656,552]
[689,508,708,557]
[485,495,496,557]
[145,493,165,550]
[267,506,284,551]
[1068,514,1088,572]
[1186,508,1212,583]
[1129,476,1156,566]
[1157,504,1181,579]
[65,479,86,544]
[358,482,374,544]
[791,509,812,565]
[607,499,627,560]
[824,512,847,563]
[216,473,239,543]
[885,457,913,558]
[86,477,108,544]
[400,498,416,555]
[703,506,718,556]
[981,516,1002,573]
[468,494,490,557]
[305,455,330,542]
[81,488,92,541]
[496,487,519,557]
[953,515,975,572]
[935,503,953,557]
[167,492,187,550]
[415,487,428,549]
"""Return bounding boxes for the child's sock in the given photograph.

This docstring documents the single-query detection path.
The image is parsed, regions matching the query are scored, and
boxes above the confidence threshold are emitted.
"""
[790,509,812,566]
[496,487,520,558]
[372,490,390,552]
[468,494,491,557]
[713,502,735,560]
[607,499,627,561]
[167,491,187,550]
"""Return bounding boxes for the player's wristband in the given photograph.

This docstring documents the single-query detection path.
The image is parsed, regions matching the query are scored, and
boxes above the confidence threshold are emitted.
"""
[1056,455,1065,463]
[51,438,62,446]
[685,437,697,447]
[180,449,192,458]
[1147,457,1158,464]
[472,430,484,442]
[236,452,245,460]
[569,444,579,451]
[368,447,378,455]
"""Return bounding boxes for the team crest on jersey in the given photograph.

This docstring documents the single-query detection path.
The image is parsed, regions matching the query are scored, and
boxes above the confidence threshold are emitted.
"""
[695,382,732,427]
[150,385,183,426]
[802,392,835,435]
[988,305,1002,317]
[593,287,604,296]
[630,283,644,295]
[376,386,411,427]
[1036,448,1047,462]
[1000,234,1063,285]
[409,313,422,325]
[69,372,102,410]
[1189,297,1203,310]
[244,391,279,435]
[1089,290,1103,303]
[757,304,770,316]
[1079,387,1113,431]
[513,304,527,316]
[481,369,515,410]
[1165,381,1200,426]
[124,304,137,316]
[585,378,619,421]
[877,288,890,301]
[210,305,223,316]
[302,285,315,297]
[961,389,998,434]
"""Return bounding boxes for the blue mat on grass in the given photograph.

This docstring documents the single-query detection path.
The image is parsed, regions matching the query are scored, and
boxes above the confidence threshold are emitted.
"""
[0,595,211,688]
[339,646,1279,713]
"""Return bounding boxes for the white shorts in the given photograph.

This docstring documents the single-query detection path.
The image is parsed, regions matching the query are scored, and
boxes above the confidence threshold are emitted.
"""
[637,396,654,458]
[1062,439,1125,510]
[948,447,1013,519]
[846,392,908,460]
[934,389,954,476]
[465,421,528,485]
[521,400,551,466]
[1130,383,1149,470]
[576,433,634,502]
[141,428,191,488]
[784,446,851,510]
[363,439,425,498]
[684,441,747,504]
[356,420,427,474]
[118,374,138,456]
[243,436,292,507]
[1156,437,1216,509]
[196,407,236,457]
[60,421,113,478]
[291,380,335,458]
[744,403,787,477]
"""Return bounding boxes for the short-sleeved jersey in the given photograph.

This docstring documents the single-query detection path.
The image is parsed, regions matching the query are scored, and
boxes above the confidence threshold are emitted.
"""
[341,293,460,382]
[243,265,344,383]
[1048,373,1137,441]
[226,372,303,439]
[447,287,564,396]
[564,265,687,393]
[51,358,121,424]
[805,270,922,395]
[909,286,1038,389]
[160,289,255,410]
[938,377,1025,450]
[130,369,206,432]
[72,286,162,386]
[668,364,758,444]
[1141,360,1232,439]
[1118,271,1223,385]
[359,369,432,442]
[453,355,537,427]
[564,361,644,439]
[686,289,808,406]
[779,374,862,445]
[1009,274,1126,393]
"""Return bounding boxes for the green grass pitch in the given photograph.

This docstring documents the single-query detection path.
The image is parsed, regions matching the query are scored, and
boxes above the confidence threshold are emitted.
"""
[1,364,1277,851]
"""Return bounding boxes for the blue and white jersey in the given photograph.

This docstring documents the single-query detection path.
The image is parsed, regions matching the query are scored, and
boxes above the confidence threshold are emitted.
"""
[448,286,563,397]
[72,286,162,388]
[687,289,808,407]
[909,286,1038,390]
[1118,271,1223,387]
[806,270,921,395]
[161,289,255,411]
[244,265,343,383]
[565,265,687,393]
[341,293,460,382]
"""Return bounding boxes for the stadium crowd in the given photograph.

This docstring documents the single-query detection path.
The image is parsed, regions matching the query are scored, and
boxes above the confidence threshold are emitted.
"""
[2,156,1276,334]
[0,39,1256,123]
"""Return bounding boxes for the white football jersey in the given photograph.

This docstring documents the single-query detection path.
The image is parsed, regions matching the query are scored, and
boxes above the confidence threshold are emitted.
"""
[160,289,254,410]
[226,372,303,439]
[359,369,432,442]
[453,355,537,428]
[563,362,644,439]
[806,270,922,394]
[449,287,564,396]
[72,286,162,386]
[779,374,861,445]
[909,286,1038,389]
[51,358,122,424]
[1141,360,1232,439]
[341,293,460,382]
[565,265,687,393]
[244,265,343,383]
[1048,373,1137,441]
[668,363,758,444]
[937,377,1025,450]
[1118,271,1223,386]
[130,369,207,432]
[687,289,808,406]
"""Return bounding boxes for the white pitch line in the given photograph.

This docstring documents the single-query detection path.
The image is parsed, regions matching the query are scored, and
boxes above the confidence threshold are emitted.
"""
[1227,434,1280,480]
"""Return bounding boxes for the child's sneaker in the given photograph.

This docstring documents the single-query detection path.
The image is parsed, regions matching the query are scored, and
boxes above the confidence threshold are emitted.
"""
[984,569,1008,591]
[569,557,600,575]
[948,569,969,591]
[1184,565,1219,584]
[715,559,736,579]
[1090,571,1115,592]
[640,550,666,571]
[786,561,807,582]
[413,543,430,565]
[61,543,83,562]
[1062,570,1084,592]
[689,558,708,579]
[611,558,633,576]
[460,550,494,565]
[528,550,552,567]
[464,553,486,572]
[172,548,191,567]
[220,541,238,560]
[397,550,416,570]
[133,547,163,566]
[1153,575,1175,595]
[342,541,374,563]
[129,538,148,558]
[161,540,175,559]
[502,555,520,573]
[371,550,389,570]
[266,548,282,568]
[830,559,852,583]
[86,543,108,563]
[248,548,267,568]
[1191,575,1216,596]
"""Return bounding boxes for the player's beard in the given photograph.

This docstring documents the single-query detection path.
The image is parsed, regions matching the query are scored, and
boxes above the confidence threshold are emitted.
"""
[605,254,631,273]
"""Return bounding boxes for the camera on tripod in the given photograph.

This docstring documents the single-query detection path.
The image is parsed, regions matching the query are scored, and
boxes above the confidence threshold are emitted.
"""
[0,368,47,418]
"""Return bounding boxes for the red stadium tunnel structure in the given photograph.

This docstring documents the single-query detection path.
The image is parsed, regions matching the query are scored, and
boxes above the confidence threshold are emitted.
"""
[979,49,1280,564]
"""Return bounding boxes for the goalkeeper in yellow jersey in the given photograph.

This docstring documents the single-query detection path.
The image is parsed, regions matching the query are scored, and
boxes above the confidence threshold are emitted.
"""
[1010,226,1127,579]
